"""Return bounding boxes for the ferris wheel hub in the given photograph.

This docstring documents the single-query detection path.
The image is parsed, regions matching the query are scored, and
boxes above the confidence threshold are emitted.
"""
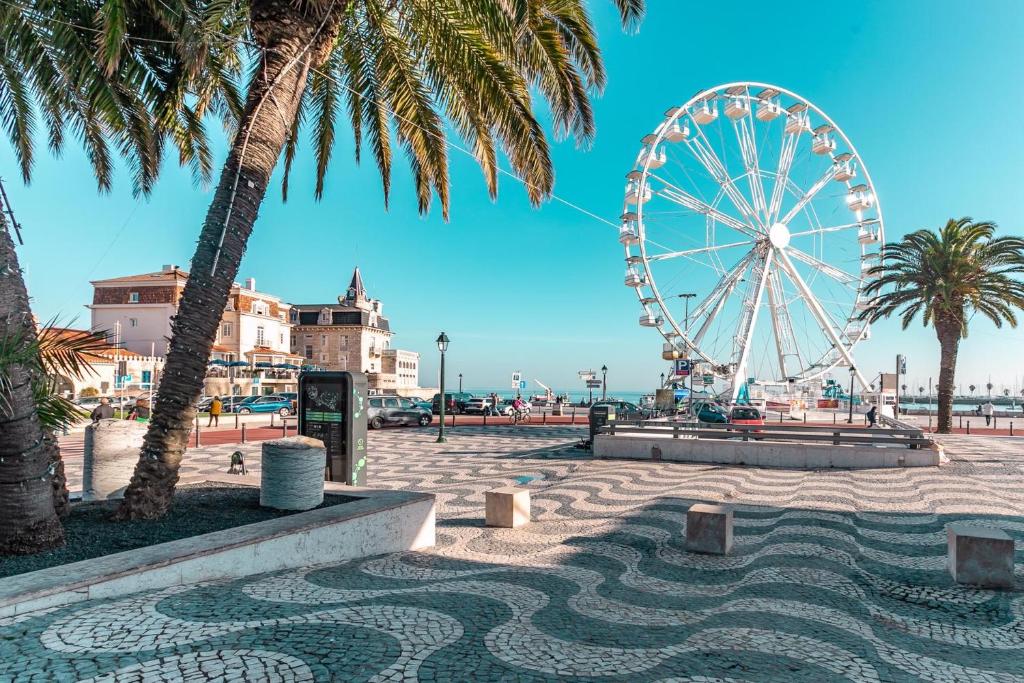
[768,223,791,249]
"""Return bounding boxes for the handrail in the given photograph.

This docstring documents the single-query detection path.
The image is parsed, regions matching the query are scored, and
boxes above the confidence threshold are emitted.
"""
[612,419,924,437]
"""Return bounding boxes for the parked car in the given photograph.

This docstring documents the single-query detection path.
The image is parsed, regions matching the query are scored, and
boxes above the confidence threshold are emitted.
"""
[495,398,531,416]
[729,406,764,426]
[409,396,433,411]
[694,401,728,424]
[593,400,646,420]
[234,394,293,415]
[464,397,493,415]
[431,392,474,415]
[368,396,432,429]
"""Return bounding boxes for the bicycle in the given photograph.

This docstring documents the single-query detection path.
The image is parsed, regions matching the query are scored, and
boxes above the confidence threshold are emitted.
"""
[508,409,531,426]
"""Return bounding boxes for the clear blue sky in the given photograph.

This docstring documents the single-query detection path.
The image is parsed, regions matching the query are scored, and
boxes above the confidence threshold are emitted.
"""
[5,0,1024,395]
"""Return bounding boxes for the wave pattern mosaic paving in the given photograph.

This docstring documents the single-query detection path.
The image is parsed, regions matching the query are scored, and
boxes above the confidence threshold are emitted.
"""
[5,428,1024,681]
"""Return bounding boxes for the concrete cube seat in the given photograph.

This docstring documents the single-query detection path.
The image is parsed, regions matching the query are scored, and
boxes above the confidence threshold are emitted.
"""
[485,487,530,528]
[947,523,1015,589]
[686,503,734,555]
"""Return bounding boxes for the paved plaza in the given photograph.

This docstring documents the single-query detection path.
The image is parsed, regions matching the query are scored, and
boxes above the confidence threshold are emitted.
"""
[3,426,1024,681]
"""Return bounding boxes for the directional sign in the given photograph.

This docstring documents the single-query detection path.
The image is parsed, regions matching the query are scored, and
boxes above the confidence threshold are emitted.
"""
[519,380,527,390]
[702,374,714,385]
[120,375,132,383]
[586,379,603,388]
[673,359,691,376]
[578,369,596,380]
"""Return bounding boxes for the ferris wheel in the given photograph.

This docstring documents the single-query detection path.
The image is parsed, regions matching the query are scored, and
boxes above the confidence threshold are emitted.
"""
[620,82,882,398]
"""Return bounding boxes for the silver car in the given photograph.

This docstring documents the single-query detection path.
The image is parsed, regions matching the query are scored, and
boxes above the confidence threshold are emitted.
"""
[367,396,433,429]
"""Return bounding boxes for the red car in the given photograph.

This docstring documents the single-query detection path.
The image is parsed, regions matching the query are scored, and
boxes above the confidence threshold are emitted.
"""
[729,406,765,430]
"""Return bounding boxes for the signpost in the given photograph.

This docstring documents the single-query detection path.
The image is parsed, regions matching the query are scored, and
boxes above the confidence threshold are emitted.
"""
[673,359,691,376]
[298,371,368,485]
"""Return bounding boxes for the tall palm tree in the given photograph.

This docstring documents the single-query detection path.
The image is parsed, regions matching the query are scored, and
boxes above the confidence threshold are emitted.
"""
[969,384,976,396]
[117,0,646,519]
[0,209,112,552]
[862,218,1024,433]
[0,0,239,553]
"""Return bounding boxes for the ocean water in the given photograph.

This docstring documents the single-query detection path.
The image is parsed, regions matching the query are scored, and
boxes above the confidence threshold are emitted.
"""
[465,387,653,404]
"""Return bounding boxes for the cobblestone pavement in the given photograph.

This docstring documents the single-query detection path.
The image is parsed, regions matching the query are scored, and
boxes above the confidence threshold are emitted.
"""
[5,427,1024,681]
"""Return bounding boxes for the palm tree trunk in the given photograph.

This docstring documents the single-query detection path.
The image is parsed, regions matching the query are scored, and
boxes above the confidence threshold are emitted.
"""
[0,212,64,554]
[117,0,342,519]
[935,320,961,434]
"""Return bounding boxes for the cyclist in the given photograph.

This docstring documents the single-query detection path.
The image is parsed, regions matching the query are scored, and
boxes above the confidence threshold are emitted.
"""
[511,396,527,424]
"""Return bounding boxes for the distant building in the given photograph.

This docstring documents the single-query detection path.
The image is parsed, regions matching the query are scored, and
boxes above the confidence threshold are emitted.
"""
[89,266,303,396]
[289,268,420,394]
[48,328,164,399]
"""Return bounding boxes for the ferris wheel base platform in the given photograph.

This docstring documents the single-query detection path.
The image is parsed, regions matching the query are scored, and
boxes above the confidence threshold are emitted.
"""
[593,434,941,469]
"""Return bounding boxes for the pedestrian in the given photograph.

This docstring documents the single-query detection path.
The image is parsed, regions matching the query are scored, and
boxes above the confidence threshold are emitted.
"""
[982,400,994,426]
[866,403,878,428]
[208,395,222,427]
[90,397,114,423]
[127,397,151,422]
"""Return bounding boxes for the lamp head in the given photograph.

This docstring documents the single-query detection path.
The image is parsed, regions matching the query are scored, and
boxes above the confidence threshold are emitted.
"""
[436,332,449,353]
[601,365,608,373]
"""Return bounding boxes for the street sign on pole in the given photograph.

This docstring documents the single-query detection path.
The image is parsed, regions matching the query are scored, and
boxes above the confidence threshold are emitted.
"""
[578,369,596,380]
[702,374,714,385]
[673,359,691,376]
[586,379,603,388]
[511,371,522,388]
[519,380,527,390]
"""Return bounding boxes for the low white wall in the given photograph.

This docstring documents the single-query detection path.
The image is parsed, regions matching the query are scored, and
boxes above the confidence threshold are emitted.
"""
[594,434,941,469]
[2,478,434,617]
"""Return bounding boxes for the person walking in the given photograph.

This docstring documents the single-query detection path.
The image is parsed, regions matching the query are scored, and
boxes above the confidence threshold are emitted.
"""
[127,398,151,422]
[90,397,114,423]
[866,403,878,428]
[208,395,222,427]
[982,400,995,426]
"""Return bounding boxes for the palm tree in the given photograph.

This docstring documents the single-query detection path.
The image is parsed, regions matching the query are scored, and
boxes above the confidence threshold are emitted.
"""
[0,2,238,553]
[986,381,994,397]
[918,386,924,395]
[0,216,110,553]
[969,384,976,396]
[862,218,1024,433]
[116,0,646,519]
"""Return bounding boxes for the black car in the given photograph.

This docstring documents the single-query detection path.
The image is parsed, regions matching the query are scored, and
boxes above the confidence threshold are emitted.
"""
[431,392,474,415]
[593,400,646,420]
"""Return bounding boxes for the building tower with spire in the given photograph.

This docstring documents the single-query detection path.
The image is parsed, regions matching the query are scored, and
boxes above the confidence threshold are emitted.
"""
[289,267,420,393]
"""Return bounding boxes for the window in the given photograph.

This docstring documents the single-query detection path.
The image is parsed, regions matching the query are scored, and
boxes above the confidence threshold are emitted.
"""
[318,308,332,325]
[251,300,269,316]
[304,345,313,359]
[128,292,139,303]
[369,398,383,408]
[128,318,138,328]
[384,398,400,408]
[279,332,285,345]
[221,323,232,337]
[256,326,266,346]
[321,335,327,345]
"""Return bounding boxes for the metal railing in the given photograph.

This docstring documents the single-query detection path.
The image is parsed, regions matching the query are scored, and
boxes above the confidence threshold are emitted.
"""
[598,419,931,449]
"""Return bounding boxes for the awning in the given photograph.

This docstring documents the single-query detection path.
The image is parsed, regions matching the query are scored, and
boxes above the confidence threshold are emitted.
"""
[255,362,274,368]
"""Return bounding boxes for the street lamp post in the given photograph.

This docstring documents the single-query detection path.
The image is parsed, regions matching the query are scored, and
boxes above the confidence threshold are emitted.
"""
[436,332,449,443]
[601,365,608,401]
[458,373,463,393]
[847,366,856,424]
[679,293,696,420]
[660,372,665,388]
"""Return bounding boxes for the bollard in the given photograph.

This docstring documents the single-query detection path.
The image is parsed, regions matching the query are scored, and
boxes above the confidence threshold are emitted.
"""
[451,413,455,428]
[571,407,576,424]
[270,413,275,428]
[235,412,239,429]
[959,415,963,429]
[483,412,487,426]
[803,413,807,424]
[1011,422,1014,436]
[543,412,547,425]
[779,411,783,423]
[241,423,247,443]
[281,420,287,437]
[994,416,997,430]
[967,420,970,435]
[194,423,201,448]
[833,413,836,424]
[929,415,932,431]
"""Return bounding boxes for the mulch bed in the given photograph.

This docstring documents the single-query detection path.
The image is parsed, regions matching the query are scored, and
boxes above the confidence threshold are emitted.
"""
[1,483,355,578]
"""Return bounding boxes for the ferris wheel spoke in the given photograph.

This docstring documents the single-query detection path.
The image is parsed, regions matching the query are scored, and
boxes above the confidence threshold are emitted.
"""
[767,131,799,223]
[732,111,769,223]
[731,248,774,399]
[765,268,803,380]
[648,173,757,237]
[684,126,763,230]
[690,251,756,345]
[786,247,859,287]
[778,163,839,227]
[776,248,868,388]
[789,219,878,239]
[647,239,755,263]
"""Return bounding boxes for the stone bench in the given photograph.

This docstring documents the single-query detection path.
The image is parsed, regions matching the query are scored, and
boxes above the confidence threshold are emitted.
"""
[686,503,734,555]
[485,487,530,529]
[947,523,1015,589]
